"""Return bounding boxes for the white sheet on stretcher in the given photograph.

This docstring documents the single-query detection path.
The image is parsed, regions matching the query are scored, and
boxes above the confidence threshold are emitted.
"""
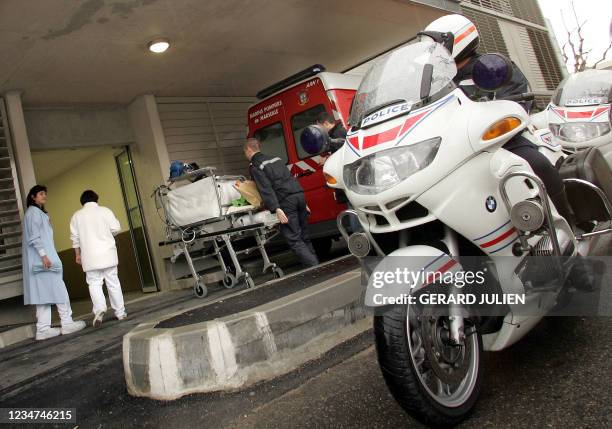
[165,177,241,227]
[234,209,278,227]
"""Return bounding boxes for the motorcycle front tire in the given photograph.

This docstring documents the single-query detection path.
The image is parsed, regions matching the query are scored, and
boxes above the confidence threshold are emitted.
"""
[374,305,484,427]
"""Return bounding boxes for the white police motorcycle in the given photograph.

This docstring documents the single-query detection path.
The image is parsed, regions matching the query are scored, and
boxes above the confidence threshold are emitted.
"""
[545,69,612,151]
[301,35,612,426]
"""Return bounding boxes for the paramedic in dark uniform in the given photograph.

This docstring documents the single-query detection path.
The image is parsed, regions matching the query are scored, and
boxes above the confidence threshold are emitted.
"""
[314,112,362,232]
[316,111,347,140]
[244,138,319,267]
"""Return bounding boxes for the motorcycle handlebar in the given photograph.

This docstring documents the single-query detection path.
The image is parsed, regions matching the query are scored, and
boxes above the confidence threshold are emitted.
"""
[498,92,535,103]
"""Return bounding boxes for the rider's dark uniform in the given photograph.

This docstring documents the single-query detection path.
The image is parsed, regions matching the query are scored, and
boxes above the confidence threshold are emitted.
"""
[455,55,575,225]
[249,151,319,267]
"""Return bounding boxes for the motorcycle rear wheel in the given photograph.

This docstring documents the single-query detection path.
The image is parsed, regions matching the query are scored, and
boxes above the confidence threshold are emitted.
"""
[374,304,483,427]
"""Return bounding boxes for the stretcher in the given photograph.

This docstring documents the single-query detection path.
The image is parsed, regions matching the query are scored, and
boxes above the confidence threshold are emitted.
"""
[154,167,283,298]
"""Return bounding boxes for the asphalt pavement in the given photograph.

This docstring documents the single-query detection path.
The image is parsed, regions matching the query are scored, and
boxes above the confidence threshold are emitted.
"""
[1,238,610,428]
[1,315,610,429]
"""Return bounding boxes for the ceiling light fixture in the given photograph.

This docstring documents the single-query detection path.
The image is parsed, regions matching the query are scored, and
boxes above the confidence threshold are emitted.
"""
[148,38,170,53]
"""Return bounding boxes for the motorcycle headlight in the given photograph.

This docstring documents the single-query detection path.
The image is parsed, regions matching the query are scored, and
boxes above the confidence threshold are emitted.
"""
[343,137,441,195]
[549,122,611,143]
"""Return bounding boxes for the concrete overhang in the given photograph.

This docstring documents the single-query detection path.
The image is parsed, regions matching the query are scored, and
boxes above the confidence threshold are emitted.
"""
[0,0,458,105]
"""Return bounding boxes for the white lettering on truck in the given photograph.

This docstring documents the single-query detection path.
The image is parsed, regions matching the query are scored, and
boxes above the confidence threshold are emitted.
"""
[251,100,283,124]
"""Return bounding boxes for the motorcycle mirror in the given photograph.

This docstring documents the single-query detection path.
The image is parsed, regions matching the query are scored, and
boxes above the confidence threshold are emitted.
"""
[472,53,514,92]
[300,124,329,155]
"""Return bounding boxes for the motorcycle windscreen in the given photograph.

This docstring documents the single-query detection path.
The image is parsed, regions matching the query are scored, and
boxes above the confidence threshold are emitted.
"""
[349,36,457,129]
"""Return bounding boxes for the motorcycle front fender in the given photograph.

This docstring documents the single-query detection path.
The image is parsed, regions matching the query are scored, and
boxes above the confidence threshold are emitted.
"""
[363,245,463,308]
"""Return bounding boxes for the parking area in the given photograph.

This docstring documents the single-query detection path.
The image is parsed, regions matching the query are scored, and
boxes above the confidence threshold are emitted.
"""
[1,314,610,428]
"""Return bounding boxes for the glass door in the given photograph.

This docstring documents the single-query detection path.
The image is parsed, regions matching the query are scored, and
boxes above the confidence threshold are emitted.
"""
[115,148,157,292]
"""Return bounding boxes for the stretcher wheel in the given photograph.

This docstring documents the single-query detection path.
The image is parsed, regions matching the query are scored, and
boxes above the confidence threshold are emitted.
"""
[222,273,237,289]
[245,275,255,289]
[272,267,284,279]
[194,280,208,298]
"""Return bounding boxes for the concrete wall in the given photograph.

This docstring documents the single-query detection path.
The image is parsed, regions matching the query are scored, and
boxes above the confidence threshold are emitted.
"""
[156,97,255,176]
[24,105,133,150]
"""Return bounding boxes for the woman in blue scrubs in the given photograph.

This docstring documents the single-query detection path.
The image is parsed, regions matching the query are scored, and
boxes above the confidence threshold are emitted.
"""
[22,185,85,340]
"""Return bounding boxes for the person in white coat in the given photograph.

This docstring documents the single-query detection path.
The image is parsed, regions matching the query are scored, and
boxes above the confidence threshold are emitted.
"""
[70,190,127,327]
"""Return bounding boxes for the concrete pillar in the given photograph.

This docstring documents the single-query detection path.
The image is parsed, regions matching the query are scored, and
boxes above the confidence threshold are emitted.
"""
[4,91,36,198]
[127,95,171,291]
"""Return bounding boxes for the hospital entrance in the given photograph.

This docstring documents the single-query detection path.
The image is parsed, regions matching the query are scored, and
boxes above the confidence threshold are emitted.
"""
[31,146,157,313]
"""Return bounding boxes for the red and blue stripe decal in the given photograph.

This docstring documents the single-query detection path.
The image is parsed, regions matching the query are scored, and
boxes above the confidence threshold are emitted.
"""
[420,253,459,287]
[345,94,455,156]
[473,220,518,254]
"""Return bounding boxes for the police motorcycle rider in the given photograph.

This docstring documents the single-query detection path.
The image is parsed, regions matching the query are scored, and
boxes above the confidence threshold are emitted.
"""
[423,14,577,230]
[422,15,599,293]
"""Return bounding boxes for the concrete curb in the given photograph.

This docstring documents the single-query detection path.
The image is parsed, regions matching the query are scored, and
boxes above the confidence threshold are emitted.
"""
[123,270,369,400]
[0,324,36,348]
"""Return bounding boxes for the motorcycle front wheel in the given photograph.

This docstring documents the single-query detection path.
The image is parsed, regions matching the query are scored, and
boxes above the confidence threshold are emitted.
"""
[374,304,483,427]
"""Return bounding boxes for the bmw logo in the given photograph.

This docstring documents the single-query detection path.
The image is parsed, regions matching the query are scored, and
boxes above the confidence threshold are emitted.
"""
[486,196,497,213]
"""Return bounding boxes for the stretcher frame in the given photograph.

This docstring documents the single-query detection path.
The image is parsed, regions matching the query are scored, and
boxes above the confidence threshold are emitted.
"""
[154,167,283,298]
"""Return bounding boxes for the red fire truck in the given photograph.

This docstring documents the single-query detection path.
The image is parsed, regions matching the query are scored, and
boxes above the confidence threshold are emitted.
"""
[247,65,360,255]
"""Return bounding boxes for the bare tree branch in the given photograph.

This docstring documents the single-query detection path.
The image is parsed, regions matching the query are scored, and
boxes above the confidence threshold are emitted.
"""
[559,1,607,72]
[593,40,612,69]
[561,8,581,72]
[572,2,588,71]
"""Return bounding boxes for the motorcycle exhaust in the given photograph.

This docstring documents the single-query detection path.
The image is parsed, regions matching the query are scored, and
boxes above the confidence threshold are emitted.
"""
[511,198,545,232]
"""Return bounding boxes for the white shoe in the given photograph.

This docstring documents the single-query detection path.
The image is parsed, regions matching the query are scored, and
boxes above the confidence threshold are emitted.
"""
[116,313,127,321]
[61,320,86,335]
[36,327,61,341]
[93,311,106,327]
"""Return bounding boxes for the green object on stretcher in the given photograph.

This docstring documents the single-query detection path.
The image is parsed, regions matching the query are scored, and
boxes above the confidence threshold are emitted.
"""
[231,196,249,207]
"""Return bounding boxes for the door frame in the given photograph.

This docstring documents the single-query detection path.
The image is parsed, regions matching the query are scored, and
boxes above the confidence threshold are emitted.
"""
[115,147,158,293]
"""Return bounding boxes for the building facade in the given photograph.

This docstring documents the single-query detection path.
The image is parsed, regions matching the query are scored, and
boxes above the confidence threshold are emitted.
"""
[461,0,566,109]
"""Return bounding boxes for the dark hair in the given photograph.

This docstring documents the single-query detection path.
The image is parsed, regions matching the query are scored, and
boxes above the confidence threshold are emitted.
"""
[80,190,99,205]
[316,111,335,125]
[26,185,48,213]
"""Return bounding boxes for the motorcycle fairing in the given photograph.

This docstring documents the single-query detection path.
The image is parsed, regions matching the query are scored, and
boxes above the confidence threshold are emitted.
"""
[345,93,457,156]
[548,103,611,123]
[333,91,529,234]
[472,220,518,255]
[547,103,612,149]
[416,151,529,257]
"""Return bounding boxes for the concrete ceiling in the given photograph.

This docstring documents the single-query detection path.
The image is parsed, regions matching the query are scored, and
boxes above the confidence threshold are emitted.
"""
[0,0,449,105]
[31,147,107,183]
